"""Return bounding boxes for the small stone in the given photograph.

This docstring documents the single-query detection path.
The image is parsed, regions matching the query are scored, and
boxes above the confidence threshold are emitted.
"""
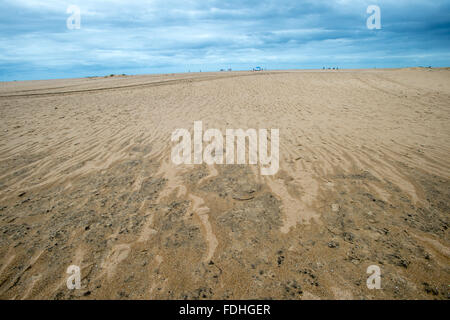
[343,232,354,243]
[423,282,439,296]
[328,241,339,248]
[331,204,339,212]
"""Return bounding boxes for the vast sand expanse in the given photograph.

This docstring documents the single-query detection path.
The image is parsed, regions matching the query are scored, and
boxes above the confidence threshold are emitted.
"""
[0,68,449,299]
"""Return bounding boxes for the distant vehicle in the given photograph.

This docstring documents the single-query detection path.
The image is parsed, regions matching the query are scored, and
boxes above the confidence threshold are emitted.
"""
[254,66,262,71]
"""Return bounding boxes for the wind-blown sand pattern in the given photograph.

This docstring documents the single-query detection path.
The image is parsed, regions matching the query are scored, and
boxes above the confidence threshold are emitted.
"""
[0,68,449,299]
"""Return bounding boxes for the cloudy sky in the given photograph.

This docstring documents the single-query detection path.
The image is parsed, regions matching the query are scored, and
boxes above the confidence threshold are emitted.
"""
[1,0,449,81]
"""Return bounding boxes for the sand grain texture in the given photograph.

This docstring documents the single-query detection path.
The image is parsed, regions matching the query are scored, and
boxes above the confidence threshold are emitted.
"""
[0,68,449,299]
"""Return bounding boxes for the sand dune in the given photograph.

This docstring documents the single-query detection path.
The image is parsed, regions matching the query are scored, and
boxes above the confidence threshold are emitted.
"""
[0,68,448,299]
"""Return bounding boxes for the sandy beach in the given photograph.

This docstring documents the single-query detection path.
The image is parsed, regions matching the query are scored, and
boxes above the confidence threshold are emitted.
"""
[0,68,449,299]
